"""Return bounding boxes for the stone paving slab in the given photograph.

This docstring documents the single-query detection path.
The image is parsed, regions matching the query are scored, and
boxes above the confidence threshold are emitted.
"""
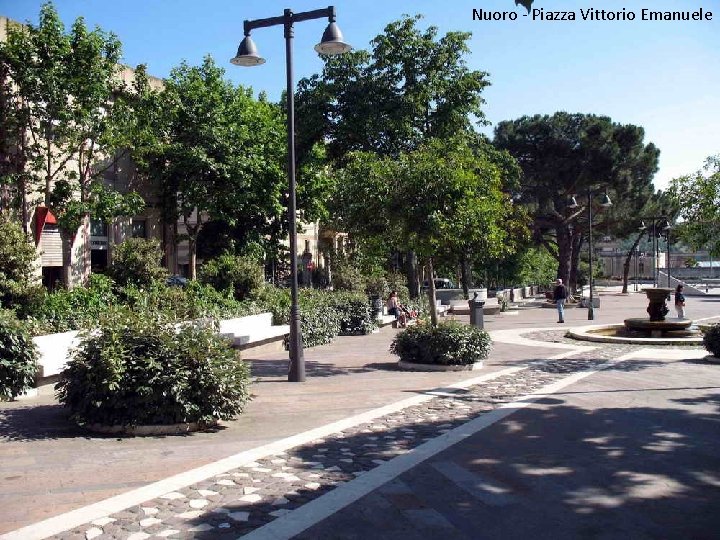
[43,347,629,539]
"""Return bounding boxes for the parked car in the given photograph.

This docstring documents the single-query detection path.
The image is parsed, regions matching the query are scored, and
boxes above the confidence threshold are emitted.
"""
[166,274,189,288]
[422,278,457,290]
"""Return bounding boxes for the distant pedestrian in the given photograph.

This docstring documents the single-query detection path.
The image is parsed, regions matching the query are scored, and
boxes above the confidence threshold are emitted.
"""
[553,278,568,323]
[387,290,407,328]
[675,284,686,318]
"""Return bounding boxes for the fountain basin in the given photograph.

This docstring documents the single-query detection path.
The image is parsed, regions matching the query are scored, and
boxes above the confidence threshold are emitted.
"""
[567,324,703,345]
[624,317,693,338]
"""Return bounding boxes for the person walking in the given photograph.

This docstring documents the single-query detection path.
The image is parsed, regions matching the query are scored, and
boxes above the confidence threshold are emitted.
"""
[674,284,686,319]
[554,278,568,323]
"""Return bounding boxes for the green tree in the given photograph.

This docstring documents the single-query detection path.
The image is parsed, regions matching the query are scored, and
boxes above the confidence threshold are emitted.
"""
[494,112,659,291]
[140,57,285,279]
[668,156,720,256]
[297,15,490,297]
[0,3,145,287]
[337,137,520,325]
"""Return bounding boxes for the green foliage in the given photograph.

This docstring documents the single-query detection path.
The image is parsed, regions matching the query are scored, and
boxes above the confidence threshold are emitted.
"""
[254,287,376,346]
[0,215,41,311]
[391,321,491,366]
[0,310,39,400]
[330,255,366,292]
[296,14,489,163]
[1,4,147,285]
[703,324,720,358]
[386,273,410,305]
[108,238,168,287]
[328,291,378,336]
[55,311,250,426]
[494,112,659,288]
[27,273,118,334]
[121,280,260,323]
[668,156,720,257]
[199,253,264,301]
[140,56,287,278]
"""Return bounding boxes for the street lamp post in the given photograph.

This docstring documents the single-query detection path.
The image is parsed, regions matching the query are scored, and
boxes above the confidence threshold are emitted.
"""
[569,188,612,320]
[231,7,351,382]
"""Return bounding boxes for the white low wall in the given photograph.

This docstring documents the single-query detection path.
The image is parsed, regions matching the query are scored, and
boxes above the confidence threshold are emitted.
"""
[34,312,288,379]
[34,330,81,379]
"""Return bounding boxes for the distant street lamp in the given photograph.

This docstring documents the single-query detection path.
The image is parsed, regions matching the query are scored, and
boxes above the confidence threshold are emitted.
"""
[231,7,351,382]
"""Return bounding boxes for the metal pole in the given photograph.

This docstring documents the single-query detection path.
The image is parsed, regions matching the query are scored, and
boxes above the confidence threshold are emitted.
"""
[587,188,594,320]
[666,228,671,286]
[284,11,305,382]
[652,222,657,287]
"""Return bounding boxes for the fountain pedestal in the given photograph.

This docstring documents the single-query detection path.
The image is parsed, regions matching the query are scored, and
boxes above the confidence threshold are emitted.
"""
[624,288,692,337]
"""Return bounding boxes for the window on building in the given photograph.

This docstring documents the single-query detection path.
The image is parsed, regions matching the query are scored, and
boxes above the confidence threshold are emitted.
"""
[90,219,108,237]
[132,219,147,239]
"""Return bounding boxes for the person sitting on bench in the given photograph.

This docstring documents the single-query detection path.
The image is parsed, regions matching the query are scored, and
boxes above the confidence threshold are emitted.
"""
[387,290,408,328]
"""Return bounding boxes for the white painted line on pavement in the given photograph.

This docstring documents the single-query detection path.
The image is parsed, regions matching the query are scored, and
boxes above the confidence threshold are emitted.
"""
[244,350,636,540]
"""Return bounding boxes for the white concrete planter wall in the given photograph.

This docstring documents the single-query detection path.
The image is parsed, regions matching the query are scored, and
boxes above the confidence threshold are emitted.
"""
[34,313,289,379]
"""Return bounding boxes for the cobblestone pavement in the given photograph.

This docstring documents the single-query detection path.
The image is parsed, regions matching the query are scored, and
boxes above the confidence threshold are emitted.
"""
[54,346,641,540]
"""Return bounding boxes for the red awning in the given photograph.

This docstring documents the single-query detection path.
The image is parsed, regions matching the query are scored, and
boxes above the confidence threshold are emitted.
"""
[35,206,58,244]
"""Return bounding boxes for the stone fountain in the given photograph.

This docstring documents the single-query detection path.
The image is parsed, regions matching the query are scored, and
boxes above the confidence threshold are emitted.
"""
[623,287,693,338]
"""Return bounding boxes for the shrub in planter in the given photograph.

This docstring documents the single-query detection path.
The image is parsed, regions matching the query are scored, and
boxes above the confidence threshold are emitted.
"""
[56,311,250,426]
[28,274,118,334]
[108,238,168,287]
[255,287,342,348]
[330,291,378,335]
[0,310,38,400]
[703,324,720,358]
[390,321,491,366]
[200,253,265,301]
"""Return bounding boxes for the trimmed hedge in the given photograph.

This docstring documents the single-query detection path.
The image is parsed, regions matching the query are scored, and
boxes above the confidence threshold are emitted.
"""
[0,310,38,400]
[199,253,265,301]
[390,321,491,366]
[56,312,250,426]
[703,324,720,358]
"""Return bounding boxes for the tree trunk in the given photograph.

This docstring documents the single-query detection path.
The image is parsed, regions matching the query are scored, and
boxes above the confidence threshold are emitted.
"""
[188,235,197,280]
[406,250,420,299]
[556,223,572,286]
[622,232,644,293]
[60,229,73,289]
[569,231,583,293]
[426,257,439,327]
[460,254,470,299]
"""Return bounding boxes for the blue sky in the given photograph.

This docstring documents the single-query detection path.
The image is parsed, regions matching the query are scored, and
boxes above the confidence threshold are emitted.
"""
[1,0,718,189]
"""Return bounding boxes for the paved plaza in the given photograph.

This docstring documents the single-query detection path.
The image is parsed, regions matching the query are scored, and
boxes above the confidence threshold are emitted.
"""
[1,290,719,539]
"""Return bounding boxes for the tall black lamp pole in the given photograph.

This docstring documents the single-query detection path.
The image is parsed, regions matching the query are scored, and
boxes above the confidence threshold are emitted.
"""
[585,188,612,320]
[231,7,351,382]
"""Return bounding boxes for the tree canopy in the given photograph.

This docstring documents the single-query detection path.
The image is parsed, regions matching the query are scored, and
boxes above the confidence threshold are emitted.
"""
[296,14,490,164]
[494,112,659,290]
[668,155,720,256]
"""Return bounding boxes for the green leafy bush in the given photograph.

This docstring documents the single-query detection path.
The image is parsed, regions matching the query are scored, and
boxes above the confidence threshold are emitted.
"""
[390,321,491,365]
[329,291,378,335]
[199,253,265,301]
[108,238,168,287]
[0,215,41,313]
[0,310,38,400]
[331,258,366,292]
[703,324,720,358]
[255,287,364,347]
[121,280,261,322]
[386,273,410,305]
[28,274,118,334]
[56,311,251,426]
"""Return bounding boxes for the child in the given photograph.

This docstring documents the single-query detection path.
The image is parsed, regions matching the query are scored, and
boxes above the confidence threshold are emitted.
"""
[674,284,686,319]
